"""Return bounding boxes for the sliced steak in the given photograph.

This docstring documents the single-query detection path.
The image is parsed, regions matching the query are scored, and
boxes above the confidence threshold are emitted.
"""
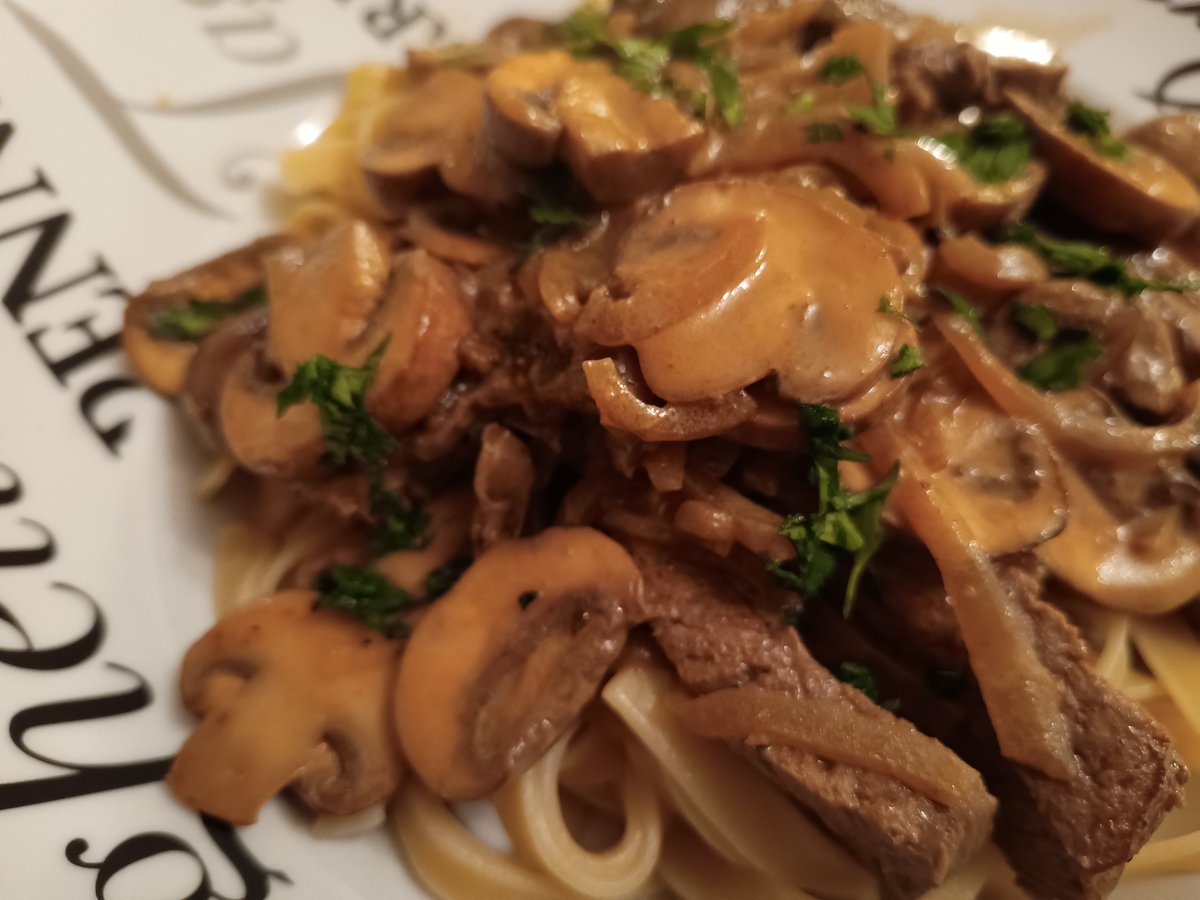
[631,543,996,900]
[860,549,1187,899]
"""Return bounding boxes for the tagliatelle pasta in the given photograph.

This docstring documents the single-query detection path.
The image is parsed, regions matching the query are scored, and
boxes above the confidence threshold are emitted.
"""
[122,0,1200,897]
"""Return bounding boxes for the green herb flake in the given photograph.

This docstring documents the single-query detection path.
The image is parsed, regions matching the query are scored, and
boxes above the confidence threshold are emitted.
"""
[769,405,898,617]
[848,80,898,136]
[820,54,865,85]
[936,113,1031,184]
[806,121,845,143]
[890,344,925,377]
[315,565,412,635]
[1064,100,1128,159]
[368,483,430,557]
[276,340,394,469]
[148,285,265,342]
[1008,224,1200,297]
[425,555,471,600]
[935,288,985,337]
[787,90,816,114]
[837,661,879,701]
[1018,333,1103,392]
[1012,302,1059,342]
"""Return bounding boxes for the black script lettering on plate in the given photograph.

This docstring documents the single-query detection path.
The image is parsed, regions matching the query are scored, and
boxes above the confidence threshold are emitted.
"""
[67,814,291,900]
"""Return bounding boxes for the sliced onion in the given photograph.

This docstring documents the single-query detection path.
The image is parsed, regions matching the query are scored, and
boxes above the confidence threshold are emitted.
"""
[861,422,1077,782]
[583,357,756,442]
[673,685,984,808]
[934,312,1200,461]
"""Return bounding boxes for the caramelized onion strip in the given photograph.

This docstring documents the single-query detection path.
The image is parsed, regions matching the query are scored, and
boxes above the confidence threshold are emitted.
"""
[672,686,981,808]
[583,358,756,442]
[862,422,1077,782]
[935,312,1200,461]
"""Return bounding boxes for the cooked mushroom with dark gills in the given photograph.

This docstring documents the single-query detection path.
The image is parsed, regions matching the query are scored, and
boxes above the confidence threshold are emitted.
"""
[123,1,1200,898]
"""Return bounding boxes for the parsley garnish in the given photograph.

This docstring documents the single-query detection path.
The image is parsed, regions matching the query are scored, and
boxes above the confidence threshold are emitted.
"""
[1018,332,1102,392]
[315,565,412,635]
[1009,224,1200,297]
[890,344,924,377]
[806,121,845,143]
[277,340,394,468]
[936,114,1030,184]
[1012,302,1058,342]
[770,404,899,616]
[369,481,430,557]
[848,80,898,136]
[788,90,816,114]
[560,10,743,125]
[1064,100,1127,159]
[425,555,471,600]
[821,54,866,85]
[935,288,985,336]
[149,285,265,342]
[837,661,879,701]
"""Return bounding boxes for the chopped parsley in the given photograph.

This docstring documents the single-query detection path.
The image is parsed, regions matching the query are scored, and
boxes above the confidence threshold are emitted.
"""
[890,344,924,377]
[1064,100,1127,159]
[788,90,816,114]
[1012,302,1058,342]
[936,114,1030,184]
[1009,224,1200,297]
[368,482,430,557]
[148,285,265,342]
[315,565,412,635]
[848,79,898,136]
[277,340,394,468]
[769,404,899,616]
[425,555,471,600]
[1018,332,1102,392]
[806,121,845,143]
[560,10,743,125]
[837,661,879,700]
[821,54,866,85]
[935,287,985,336]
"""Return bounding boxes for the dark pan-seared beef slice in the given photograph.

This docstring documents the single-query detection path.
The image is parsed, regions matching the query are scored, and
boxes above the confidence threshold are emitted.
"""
[857,547,1187,900]
[631,542,996,900]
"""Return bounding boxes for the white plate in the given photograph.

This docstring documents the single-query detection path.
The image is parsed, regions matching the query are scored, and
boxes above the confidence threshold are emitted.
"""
[0,1,1195,897]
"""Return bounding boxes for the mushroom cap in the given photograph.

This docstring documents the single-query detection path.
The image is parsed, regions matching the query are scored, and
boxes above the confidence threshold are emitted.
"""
[168,590,403,825]
[1126,113,1200,187]
[393,527,640,801]
[1008,90,1200,241]
[483,49,577,167]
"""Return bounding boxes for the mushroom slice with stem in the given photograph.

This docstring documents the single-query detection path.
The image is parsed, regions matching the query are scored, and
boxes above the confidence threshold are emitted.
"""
[1007,90,1200,241]
[181,307,267,451]
[123,235,296,397]
[168,590,403,826]
[483,49,577,167]
[394,527,641,801]
[555,69,705,205]
[931,235,1049,303]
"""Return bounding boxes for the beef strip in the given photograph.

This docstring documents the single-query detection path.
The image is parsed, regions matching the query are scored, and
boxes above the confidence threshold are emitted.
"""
[471,423,534,553]
[858,548,1187,900]
[631,542,996,900]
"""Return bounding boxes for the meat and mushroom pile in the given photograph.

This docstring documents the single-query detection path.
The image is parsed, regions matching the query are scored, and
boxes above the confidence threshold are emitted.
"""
[123,1,1200,898]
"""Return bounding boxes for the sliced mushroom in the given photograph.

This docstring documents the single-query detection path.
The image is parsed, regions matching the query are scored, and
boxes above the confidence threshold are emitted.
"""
[1038,462,1200,614]
[471,424,534,554]
[393,527,640,801]
[556,70,705,205]
[364,249,472,432]
[123,236,296,396]
[168,590,403,825]
[1108,309,1185,420]
[181,307,267,450]
[589,179,904,406]
[901,371,1068,555]
[1008,90,1200,241]
[1127,113,1200,187]
[265,220,390,372]
[483,49,578,167]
